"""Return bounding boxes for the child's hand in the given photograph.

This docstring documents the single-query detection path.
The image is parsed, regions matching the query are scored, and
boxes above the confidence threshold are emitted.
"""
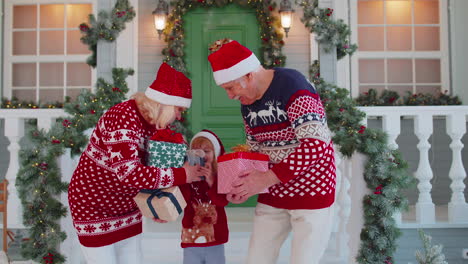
[203,163,214,187]
[152,218,167,223]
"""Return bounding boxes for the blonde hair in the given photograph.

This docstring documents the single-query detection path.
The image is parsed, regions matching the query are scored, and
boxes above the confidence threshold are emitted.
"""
[131,92,176,128]
[190,137,218,172]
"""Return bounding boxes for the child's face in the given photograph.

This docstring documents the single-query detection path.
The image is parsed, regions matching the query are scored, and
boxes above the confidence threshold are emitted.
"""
[192,141,215,165]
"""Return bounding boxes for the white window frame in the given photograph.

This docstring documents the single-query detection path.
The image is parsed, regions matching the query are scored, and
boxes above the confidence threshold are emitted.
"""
[3,0,97,103]
[349,0,450,98]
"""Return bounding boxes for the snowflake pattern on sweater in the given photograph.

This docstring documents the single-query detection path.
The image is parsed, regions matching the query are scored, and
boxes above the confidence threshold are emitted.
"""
[241,68,336,210]
[68,100,187,247]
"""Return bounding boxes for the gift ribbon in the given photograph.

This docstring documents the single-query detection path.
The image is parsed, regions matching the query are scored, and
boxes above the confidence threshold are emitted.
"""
[139,189,183,219]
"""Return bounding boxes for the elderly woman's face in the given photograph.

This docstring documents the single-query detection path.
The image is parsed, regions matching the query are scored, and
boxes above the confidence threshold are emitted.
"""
[174,107,186,122]
[164,106,186,126]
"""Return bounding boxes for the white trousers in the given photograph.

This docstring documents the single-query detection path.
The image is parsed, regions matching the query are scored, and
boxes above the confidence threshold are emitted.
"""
[80,234,142,264]
[246,203,334,264]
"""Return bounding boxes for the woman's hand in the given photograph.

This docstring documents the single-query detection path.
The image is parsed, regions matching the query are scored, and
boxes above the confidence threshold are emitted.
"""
[183,162,205,183]
[152,218,167,223]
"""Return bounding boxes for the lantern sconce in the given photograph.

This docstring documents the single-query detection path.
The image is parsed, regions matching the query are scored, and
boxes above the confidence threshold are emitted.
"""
[152,0,169,39]
[279,0,294,38]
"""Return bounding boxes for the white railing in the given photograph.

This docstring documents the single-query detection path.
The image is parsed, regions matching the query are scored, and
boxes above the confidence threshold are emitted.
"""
[0,109,66,229]
[1,106,468,263]
[358,106,468,228]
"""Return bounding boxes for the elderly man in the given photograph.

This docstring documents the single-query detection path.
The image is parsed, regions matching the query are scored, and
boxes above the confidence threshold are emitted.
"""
[208,39,336,264]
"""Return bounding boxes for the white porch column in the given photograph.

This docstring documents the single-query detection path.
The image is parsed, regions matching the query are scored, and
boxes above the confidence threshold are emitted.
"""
[59,149,83,264]
[97,0,117,82]
[446,113,468,223]
[382,113,402,224]
[116,0,138,95]
[318,0,337,85]
[414,114,435,224]
[4,118,25,229]
[336,153,351,262]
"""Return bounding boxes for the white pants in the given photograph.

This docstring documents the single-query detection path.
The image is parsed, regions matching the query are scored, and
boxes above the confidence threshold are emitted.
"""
[246,203,334,264]
[80,234,142,264]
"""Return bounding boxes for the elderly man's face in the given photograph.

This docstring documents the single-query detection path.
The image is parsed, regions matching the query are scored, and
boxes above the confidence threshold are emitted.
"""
[220,75,257,105]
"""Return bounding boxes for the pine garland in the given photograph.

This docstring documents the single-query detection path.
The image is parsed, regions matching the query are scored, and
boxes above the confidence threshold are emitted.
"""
[312,60,414,263]
[298,0,357,59]
[16,0,135,263]
[161,0,286,72]
[356,88,462,106]
[1,97,66,109]
[79,0,136,67]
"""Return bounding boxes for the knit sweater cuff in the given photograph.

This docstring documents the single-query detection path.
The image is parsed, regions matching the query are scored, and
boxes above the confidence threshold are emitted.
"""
[270,163,296,183]
[172,167,187,186]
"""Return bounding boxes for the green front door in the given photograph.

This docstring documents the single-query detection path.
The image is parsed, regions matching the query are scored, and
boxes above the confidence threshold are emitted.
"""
[184,4,260,150]
[184,4,261,207]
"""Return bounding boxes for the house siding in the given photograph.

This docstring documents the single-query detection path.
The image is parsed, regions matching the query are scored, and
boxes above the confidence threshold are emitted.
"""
[394,228,468,264]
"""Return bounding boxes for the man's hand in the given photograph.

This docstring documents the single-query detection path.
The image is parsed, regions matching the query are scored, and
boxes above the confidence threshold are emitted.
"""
[152,218,167,223]
[226,193,249,204]
[229,169,280,200]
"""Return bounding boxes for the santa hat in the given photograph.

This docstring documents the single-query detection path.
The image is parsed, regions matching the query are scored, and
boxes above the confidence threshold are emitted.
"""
[190,129,225,158]
[208,40,261,85]
[145,63,192,108]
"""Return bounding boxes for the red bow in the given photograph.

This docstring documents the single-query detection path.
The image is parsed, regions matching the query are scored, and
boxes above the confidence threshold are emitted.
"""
[150,128,184,144]
[374,184,383,194]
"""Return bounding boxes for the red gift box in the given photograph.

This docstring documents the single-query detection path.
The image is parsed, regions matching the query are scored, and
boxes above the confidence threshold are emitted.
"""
[217,152,270,194]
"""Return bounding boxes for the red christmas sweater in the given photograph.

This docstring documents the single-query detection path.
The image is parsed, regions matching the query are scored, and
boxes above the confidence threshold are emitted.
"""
[241,68,336,210]
[179,180,229,248]
[68,100,187,247]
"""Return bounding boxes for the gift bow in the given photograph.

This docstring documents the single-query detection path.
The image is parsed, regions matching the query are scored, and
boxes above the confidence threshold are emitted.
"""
[150,128,184,144]
[139,189,183,219]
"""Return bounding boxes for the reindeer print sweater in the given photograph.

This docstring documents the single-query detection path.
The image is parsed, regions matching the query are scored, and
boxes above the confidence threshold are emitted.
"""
[241,68,336,210]
[179,180,229,248]
[68,100,187,247]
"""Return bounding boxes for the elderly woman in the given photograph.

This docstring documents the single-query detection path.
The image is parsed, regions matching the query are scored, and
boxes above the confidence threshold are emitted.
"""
[68,63,206,264]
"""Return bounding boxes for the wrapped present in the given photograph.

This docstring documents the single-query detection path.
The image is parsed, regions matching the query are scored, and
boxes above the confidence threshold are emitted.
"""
[134,186,187,222]
[136,129,187,221]
[147,128,187,168]
[217,152,270,194]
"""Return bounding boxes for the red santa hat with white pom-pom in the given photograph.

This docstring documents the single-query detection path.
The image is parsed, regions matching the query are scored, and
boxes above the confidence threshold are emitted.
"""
[208,39,261,85]
[145,63,192,108]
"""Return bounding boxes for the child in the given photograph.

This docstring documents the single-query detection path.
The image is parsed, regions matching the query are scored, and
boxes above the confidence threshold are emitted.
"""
[179,129,229,264]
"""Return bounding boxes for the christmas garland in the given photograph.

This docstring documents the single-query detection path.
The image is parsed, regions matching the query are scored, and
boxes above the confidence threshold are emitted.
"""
[16,0,135,263]
[356,88,462,106]
[310,63,413,263]
[1,97,65,109]
[161,0,286,73]
[78,0,135,67]
[299,0,357,59]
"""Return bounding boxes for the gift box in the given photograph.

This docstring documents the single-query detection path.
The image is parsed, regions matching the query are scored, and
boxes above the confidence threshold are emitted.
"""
[134,186,187,222]
[136,129,187,221]
[217,152,270,194]
[147,129,187,168]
